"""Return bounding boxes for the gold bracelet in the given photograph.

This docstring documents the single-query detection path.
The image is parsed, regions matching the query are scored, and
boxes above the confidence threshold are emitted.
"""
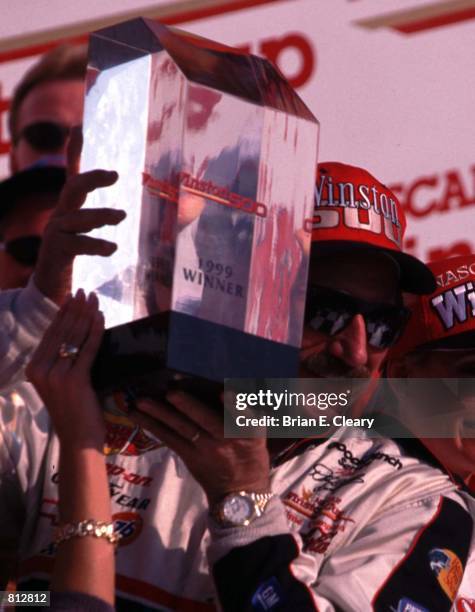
[54,519,120,547]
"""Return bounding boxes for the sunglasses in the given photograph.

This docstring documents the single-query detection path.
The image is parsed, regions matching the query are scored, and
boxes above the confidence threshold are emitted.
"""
[0,235,42,266]
[305,285,411,350]
[17,122,70,152]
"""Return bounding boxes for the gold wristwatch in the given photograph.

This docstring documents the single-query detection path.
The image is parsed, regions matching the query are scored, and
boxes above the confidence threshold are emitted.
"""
[212,490,274,527]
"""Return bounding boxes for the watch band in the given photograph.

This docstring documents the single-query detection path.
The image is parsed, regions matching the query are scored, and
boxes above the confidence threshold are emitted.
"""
[250,491,274,517]
[212,490,275,527]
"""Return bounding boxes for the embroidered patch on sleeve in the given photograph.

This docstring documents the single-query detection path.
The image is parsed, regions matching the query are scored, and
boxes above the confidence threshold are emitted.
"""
[373,497,472,612]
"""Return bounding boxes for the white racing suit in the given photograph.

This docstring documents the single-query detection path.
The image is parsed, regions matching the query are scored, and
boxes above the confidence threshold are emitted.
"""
[0,280,57,389]
[0,381,473,612]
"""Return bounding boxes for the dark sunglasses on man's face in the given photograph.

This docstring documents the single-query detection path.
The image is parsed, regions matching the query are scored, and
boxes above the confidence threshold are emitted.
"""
[17,122,70,152]
[0,236,42,267]
[305,284,411,350]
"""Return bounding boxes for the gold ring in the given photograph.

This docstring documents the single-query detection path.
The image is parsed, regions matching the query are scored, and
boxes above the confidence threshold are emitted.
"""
[58,343,80,360]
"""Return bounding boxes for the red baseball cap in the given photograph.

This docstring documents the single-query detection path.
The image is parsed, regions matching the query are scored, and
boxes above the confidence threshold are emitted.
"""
[392,254,475,355]
[311,162,435,295]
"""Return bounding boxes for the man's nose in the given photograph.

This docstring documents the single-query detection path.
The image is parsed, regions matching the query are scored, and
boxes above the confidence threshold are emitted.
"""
[328,314,368,368]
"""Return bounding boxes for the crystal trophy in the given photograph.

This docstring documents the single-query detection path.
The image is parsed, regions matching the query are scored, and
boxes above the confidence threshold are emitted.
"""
[72,17,319,394]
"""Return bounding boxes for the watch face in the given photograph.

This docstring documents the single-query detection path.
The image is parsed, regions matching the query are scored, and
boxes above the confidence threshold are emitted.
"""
[223,494,254,525]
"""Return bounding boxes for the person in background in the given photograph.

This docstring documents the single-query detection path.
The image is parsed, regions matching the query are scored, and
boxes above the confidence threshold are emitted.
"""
[388,253,475,487]
[8,45,86,173]
[385,253,475,609]
[0,45,86,385]
[0,121,125,388]
[0,161,65,290]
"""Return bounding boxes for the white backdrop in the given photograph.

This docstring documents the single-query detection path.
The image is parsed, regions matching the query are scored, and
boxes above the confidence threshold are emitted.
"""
[1,0,474,263]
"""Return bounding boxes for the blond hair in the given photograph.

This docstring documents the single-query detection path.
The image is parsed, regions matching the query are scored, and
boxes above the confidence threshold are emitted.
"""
[9,44,87,142]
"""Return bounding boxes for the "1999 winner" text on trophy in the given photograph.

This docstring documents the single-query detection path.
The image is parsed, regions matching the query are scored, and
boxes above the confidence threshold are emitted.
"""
[72,17,319,394]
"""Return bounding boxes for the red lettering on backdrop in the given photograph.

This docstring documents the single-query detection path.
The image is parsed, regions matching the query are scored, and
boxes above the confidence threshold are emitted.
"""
[260,33,315,88]
[237,33,316,88]
[439,170,472,211]
[428,241,472,262]
[402,236,417,258]
[390,166,475,220]
[405,176,438,217]
[0,31,317,168]
[404,235,473,263]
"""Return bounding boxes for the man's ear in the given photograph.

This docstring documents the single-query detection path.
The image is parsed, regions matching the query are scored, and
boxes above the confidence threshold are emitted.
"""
[386,355,410,379]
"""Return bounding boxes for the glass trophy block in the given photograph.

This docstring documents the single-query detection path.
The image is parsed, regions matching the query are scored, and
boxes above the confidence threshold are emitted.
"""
[72,17,319,393]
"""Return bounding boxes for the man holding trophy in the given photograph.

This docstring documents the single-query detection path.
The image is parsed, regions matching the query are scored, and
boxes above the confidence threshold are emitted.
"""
[1,18,473,612]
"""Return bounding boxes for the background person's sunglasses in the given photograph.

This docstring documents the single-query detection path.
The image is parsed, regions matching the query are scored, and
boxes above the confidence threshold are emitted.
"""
[0,235,42,266]
[305,285,411,350]
[18,122,70,152]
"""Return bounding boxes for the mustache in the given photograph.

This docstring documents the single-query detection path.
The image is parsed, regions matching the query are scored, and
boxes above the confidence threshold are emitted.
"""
[302,351,371,379]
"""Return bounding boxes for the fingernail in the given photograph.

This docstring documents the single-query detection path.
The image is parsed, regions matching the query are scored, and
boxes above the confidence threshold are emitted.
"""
[87,291,98,305]
[75,288,85,300]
